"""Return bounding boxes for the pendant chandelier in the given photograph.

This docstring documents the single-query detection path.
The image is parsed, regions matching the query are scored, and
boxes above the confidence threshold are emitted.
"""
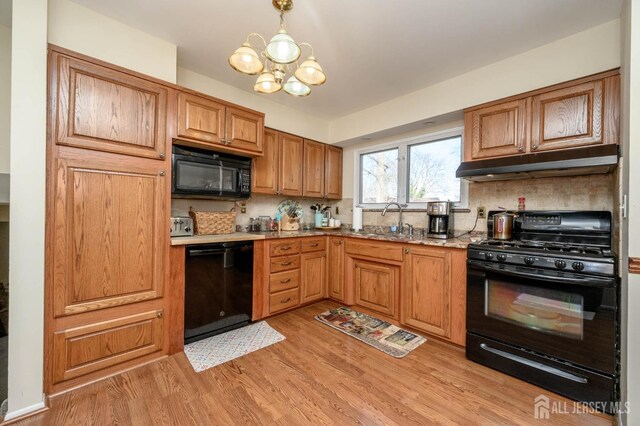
[228,0,326,97]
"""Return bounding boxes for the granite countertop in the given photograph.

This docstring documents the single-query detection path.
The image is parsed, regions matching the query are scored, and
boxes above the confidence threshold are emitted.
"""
[171,229,480,249]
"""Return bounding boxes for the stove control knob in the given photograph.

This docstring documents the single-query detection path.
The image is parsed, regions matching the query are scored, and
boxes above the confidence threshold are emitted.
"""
[572,261,585,271]
[524,257,535,266]
[554,260,567,269]
[497,254,507,262]
[485,252,494,260]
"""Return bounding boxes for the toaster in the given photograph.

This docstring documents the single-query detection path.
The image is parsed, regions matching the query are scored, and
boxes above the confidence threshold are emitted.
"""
[170,217,194,237]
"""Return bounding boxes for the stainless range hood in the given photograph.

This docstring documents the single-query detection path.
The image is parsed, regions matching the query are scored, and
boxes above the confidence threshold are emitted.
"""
[456,145,619,182]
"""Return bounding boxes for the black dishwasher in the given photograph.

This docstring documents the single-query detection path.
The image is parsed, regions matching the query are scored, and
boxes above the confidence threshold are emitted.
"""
[184,241,254,344]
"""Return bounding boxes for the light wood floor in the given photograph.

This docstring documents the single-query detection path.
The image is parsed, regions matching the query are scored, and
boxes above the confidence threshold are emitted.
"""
[16,301,613,425]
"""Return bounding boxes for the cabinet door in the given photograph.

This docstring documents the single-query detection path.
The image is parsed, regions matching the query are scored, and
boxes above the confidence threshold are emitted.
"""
[177,92,226,146]
[301,251,327,304]
[328,238,345,302]
[402,247,451,338]
[465,98,529,160]
[531,79,613,152]
[325,145,343,200]
[53,53,168,160]
[303,139,325,198]
[278,132,304,196]
[52,310,164,384]
[354,259,398,317]
[52,156,166,317]
[226,106,264,154]
[252,128,279,194]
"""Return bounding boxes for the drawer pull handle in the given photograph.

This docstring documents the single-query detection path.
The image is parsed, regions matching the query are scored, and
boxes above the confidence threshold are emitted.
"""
[281,278,291,283]
[281,297,292,303]
[281,261,292,266]
[280,246,292,251]
[310,243,319,247]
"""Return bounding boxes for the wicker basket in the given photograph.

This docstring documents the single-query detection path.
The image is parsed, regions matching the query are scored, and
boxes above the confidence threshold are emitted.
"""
[188,208,236,235]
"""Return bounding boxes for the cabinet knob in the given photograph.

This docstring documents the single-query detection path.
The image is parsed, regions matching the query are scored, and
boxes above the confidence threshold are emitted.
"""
[159,170,165,176]
[518,146,523,152]
[532,144,538,150]
[404,248,410,254]
[281,297,291,303]
[159,152,165,159]
[156,311,163,319]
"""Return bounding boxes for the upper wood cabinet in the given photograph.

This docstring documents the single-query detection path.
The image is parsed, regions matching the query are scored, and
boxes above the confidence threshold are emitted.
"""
[303,139,326,198]
[279,132,304,196]
[252,128,343,199]
[465,99,529,160]
[51,155,166,317]
[176,91,264,156]
[463,70,620,162]
[325,145,343,200]
[252,128,279,194]
[52,52,168,160]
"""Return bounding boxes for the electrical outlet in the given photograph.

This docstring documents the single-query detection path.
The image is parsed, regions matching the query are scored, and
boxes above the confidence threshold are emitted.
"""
[240,207,247,214]
[477,206,486,219]
[335,206,340,215]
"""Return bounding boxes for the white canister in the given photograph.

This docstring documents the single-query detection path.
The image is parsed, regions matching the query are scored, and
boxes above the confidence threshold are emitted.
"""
[329,218,335,227]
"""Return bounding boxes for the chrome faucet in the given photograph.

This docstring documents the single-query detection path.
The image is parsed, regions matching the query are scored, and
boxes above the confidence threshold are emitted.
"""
[381,202,405,234]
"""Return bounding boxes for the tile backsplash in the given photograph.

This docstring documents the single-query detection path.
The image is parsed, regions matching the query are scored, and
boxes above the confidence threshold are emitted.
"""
[172,173,615,234]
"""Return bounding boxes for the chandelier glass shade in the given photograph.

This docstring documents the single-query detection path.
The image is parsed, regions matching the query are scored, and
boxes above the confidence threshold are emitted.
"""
[228,0,325,97]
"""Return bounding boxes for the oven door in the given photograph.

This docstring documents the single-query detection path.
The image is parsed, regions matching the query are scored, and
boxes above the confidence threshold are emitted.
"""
[172,157,240,198]
[467,259,618,375]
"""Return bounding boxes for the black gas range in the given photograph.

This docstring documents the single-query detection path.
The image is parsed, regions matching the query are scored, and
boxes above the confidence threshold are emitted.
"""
[466,210,619,413]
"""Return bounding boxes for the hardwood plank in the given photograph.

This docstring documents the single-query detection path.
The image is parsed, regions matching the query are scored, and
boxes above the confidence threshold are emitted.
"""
[21,301,613,426]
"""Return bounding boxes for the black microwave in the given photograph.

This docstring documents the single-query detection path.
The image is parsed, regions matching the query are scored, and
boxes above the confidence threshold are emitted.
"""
[171,145,251,199]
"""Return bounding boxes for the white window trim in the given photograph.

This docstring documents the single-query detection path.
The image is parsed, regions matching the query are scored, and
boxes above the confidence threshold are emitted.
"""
[354,126,468,210]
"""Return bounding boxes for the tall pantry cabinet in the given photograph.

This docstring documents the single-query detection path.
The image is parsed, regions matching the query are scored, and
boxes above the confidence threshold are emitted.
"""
[45,46,172,394]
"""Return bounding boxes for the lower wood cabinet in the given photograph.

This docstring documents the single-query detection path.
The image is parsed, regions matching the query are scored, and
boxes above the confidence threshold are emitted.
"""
[328,238,345,302]
[52,310,164,384]
[353,259,399,318]
[401,246,467,346]
[300,251,327,303]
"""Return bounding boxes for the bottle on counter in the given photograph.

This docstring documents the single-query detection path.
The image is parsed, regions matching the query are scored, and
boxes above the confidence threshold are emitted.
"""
[518,197,526,211]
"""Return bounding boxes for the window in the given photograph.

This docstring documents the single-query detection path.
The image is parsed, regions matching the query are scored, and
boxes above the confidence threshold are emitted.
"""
[357,130,467,208]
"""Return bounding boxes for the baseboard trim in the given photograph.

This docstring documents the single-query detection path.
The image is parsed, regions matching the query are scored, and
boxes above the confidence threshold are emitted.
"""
[2,401,47,423]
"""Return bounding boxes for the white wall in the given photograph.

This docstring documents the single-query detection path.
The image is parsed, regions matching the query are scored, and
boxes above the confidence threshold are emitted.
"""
[0,23,10,174]
[6,0,47,420]
[47,0,177,83]
[177,68,330,142]
[621,0,640,424]
[329,19,621,144]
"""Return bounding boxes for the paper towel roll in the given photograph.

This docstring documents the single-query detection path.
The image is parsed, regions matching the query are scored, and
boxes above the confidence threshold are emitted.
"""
[352,207,363,231]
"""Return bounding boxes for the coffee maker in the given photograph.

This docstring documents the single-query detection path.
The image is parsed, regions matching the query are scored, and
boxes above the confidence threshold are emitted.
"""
[427,201,453,239]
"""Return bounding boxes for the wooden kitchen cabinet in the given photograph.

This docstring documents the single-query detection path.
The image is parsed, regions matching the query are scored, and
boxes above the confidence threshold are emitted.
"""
[354,259,399,318]
[252,128,279,194]
[300,251,327,304]
[464,98,529,160]
[303,139,325,198]
[463,70,620,161]
[401,246,467,346]
[328,238,345,302]
[325,145,343,200]
[278,132,304,196]
[52,51,169,160]
[177,91,264,156]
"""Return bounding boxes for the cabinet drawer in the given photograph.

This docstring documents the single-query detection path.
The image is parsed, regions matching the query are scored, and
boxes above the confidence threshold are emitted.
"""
[270,270,300,293]
[345,239,403,262]
[52,310,164,384]
[301,237,326,253]
[269,288,300,314]
[270,255,300,273]
[270,240,301,257]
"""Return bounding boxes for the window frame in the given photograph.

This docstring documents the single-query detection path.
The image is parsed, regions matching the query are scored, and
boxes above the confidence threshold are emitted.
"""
[355,126,468,210]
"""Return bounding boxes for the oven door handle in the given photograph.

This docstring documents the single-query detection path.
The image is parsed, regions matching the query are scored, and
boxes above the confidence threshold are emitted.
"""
[467,260,616,288]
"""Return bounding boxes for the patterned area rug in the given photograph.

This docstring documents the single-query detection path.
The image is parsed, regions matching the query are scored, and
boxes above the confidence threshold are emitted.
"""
[315,307,426,358]
[184,322,285,372]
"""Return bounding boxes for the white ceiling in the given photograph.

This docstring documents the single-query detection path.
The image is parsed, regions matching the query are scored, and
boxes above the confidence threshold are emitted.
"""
[72,0,622,120]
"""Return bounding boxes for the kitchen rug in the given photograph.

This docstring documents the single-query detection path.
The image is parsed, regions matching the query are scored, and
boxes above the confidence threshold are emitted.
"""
[315,307,426,358]
[184,321,285,373]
